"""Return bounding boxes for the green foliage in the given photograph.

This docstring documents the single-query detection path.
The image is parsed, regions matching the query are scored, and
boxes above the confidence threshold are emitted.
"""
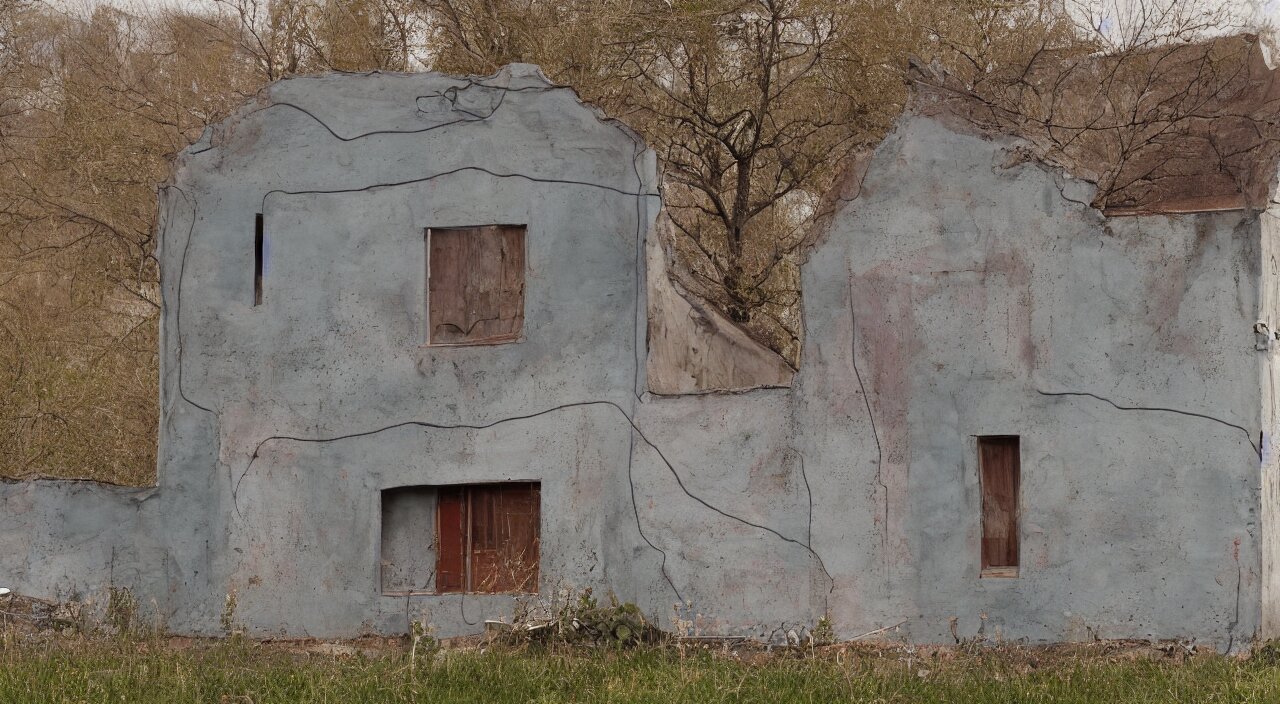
[408,615,438,668]
[105,588,138,635]
[219,591,239,636]
[0,636,1279,703]
[507,588,663,648]
[1250,640,1280,668]
[556,594,659,648]
[812,615,835,646]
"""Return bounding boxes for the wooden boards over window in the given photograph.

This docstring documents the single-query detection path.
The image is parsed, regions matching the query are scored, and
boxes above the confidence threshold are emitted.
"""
[435,482,540,594]
[427,225,525,345]
[380,482,540,596]
[979,436,1020,577]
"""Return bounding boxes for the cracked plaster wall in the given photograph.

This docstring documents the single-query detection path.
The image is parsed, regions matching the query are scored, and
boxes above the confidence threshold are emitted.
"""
[788,113,1266,649]
[0,68,1272,649]
[1259,203,1280,638]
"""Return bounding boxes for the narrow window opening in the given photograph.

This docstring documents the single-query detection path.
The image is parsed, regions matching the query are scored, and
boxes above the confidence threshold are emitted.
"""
[254,213,264,306]
[426,225,525,345]
[979,436,1020,577]
[380,482,540,595]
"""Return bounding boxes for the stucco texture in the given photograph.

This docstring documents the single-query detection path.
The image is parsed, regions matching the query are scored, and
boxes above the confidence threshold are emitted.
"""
[0,66,1272,650]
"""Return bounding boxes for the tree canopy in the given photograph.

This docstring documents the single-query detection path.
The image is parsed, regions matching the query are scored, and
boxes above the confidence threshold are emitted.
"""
[0,0,1267,482]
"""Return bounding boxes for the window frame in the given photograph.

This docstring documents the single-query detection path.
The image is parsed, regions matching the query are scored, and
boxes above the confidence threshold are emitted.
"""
[378,482,541,597]
[435,482,541,595]
[977,435,1021,579]
[424,224,527,347]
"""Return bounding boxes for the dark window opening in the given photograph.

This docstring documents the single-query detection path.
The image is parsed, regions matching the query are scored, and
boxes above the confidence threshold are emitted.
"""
[979,436,1020,577]
[380,482,540,595]
[254,213,264,306]
[427,225,525,345]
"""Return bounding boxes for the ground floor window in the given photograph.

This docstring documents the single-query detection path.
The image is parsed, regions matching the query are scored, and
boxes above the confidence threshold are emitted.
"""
[978,436,1020,577]
[381,482,540,595]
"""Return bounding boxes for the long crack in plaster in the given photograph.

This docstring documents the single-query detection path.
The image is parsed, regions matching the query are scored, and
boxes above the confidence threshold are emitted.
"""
[848,275,888,586]
[170,76,833,617]
[1227,555,1243,653]
[246,80,566,143]
[1036,389,1261,459]
[231,399,836,601]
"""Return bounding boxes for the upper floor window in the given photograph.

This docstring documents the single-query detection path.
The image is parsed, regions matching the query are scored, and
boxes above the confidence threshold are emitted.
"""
[426,225,526,345]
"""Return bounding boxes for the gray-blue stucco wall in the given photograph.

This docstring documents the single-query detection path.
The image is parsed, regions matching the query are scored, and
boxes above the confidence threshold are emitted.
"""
[0,67,1270,650]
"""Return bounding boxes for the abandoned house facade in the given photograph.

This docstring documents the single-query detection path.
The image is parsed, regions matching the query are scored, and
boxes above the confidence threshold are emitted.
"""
[3,41,1280,649]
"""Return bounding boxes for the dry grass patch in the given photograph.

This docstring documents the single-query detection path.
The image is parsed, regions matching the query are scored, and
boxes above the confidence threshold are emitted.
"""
[0,630,1278,703]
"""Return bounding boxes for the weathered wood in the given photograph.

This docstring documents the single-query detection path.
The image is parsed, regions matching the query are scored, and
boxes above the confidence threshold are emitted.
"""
[979,436,1020,573]
[435,487,467,593]
[434,483,540,594]
[469,483,540,594]
[428,226,525,345]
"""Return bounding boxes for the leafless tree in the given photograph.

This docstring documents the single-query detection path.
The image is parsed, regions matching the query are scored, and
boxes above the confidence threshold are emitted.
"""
[913,0,1278,212]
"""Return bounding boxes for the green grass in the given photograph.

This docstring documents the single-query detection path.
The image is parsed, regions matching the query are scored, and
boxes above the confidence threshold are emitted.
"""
[1,636,1279,703]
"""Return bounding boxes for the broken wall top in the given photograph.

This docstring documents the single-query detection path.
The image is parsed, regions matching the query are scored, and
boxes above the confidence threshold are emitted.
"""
[907,34,1280,215]
[173,63,651,192]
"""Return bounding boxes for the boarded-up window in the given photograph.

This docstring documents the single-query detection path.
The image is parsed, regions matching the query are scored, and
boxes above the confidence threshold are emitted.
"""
[436,483,540,594]
[979,436,1020,577]
[427,226,525,345]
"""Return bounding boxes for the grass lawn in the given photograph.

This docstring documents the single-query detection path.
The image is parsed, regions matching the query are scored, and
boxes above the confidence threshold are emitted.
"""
[1,635,1279,703]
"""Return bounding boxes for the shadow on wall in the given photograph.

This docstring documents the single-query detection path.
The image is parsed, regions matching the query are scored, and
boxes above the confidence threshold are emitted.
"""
[646,211,795,395]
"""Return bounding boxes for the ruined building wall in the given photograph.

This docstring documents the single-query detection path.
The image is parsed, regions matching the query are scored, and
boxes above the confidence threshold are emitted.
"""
[0,70,1269,648]
[0,65,666,636]
[786,114,1265,647]
[160,65,663,635]
[1258,203,1280,639]
[637,114,1265,648]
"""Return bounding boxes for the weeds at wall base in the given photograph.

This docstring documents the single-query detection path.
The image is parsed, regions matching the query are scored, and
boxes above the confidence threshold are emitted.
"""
[0,627,1279,703]
[3,591,1280,702]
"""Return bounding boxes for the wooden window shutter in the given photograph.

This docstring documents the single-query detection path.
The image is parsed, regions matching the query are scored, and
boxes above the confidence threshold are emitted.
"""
[428,226,525,345]
[434,483,540,594]
[979,436,1020,576]
[469,483,540,593]
[435,487,467,593]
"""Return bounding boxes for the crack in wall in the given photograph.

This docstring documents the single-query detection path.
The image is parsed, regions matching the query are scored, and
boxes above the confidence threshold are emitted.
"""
[163,184,216,416]
[244,80,565,143]
[627,140,647,403]
[792,449,813,547]
[232,399,835,603]
[848,275,889,586]
[790,447,833,612]
[1036,389,1261,459]
[165,73,837,626]
[625,423,681,603]
[260,167,658,212]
